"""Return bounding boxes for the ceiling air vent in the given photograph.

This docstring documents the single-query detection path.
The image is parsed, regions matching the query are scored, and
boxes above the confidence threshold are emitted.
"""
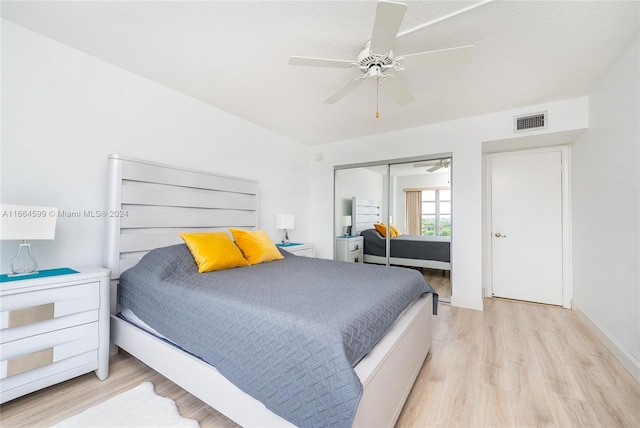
[514,111,547,133]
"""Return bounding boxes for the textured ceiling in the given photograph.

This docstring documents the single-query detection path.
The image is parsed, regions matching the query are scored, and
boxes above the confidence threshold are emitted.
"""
[2,1,639,145]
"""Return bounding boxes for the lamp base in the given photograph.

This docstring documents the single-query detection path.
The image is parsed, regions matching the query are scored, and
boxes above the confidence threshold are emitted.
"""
[281,230,290,244]
[7,270,40,278]
[10,242,38,276]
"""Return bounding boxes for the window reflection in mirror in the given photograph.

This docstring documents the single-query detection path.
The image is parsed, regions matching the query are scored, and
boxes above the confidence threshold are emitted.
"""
[390,159,451,237]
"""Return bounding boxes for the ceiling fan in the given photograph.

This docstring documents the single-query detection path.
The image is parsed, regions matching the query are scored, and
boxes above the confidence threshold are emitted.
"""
[414,159,451,172]
[289,0,475,114]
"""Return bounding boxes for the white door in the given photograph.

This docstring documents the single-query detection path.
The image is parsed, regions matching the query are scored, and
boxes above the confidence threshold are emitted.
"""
[491,149,563,305]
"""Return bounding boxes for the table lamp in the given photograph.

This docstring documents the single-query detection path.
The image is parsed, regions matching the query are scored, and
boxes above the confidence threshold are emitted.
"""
[0,204,57,276]
[340,215,352,236]
[276,214,294,244]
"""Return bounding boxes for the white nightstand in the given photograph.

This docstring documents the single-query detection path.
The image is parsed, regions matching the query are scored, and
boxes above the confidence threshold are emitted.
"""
[335,236,364,263]
[277,243,315,257]
[0,266,110,403]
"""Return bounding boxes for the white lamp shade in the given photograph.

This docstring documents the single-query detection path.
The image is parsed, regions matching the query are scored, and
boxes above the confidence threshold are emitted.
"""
[0,204,57,240]
[340,216,352,227]
[276,214,294,230]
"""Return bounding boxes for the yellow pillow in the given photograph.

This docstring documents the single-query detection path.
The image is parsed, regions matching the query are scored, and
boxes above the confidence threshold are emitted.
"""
[229,228,284,265]
[373,223,385,237]
[390,225,402,237]
[374,223,396,238]
[180,232,250,273]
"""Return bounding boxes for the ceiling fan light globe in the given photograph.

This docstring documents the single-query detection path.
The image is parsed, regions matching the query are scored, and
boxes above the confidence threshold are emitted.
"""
[368,66,382,79]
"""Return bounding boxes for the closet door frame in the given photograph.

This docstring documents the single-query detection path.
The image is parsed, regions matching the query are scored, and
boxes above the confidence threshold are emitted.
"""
[334,152,453,267]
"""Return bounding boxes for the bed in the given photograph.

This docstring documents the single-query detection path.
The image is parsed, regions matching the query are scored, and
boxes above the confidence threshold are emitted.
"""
[352,197,451,271]
[106,155,436,428]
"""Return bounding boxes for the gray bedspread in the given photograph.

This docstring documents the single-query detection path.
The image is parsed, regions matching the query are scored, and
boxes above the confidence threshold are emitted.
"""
[361,229,451,262]
[119,244,437,427]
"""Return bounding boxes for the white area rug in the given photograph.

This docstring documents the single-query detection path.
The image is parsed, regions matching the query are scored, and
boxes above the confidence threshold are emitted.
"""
[52,382,200,427]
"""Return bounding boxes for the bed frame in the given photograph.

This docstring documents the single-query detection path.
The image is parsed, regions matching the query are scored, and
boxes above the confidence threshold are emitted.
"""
[352,197,451,271]
[106,155,433,427]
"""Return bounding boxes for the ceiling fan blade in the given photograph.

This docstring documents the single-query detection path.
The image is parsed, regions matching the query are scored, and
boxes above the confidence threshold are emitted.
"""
[323,76,365,104]
[413,162,438,168]
[427,165,442,172]
[383,75,414,105]
[370,1,407,54]
[289,56,357,69]
[398,45,475,70]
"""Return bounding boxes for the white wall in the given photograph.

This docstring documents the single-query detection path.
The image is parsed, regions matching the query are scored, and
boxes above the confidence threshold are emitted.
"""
[0,20,310,272]
[309,96,589,310]
[571,35,639,376]
[334,167,383,236]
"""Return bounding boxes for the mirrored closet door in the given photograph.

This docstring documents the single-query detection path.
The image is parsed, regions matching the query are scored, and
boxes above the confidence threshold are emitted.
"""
[334,156,452,302]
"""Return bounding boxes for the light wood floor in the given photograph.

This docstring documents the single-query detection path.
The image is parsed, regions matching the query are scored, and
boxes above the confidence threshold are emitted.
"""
[396,298,640,427]
[422,268,451,300]
[2,298,638,427]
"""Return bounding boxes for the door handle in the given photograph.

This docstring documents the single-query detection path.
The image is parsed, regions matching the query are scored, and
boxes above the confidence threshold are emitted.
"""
[494,233,507,238]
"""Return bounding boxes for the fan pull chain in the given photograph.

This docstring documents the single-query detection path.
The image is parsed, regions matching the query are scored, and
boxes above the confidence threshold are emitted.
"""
[376,80,380,119]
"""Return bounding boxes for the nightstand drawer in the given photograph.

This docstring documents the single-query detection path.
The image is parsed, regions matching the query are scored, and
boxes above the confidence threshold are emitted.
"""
[1,310,99,345]
[278,243,315,258]
[1,349,98,403]
[291,247,314,257]
[346,252,363,263]
[347,240,362,252]
[1,322,99,382]
[1,282,99,331]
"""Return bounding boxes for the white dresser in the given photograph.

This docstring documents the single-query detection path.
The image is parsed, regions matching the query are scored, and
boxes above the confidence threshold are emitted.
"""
[335,236,364,263]
[278,243,315,257]
[0,266,110,403]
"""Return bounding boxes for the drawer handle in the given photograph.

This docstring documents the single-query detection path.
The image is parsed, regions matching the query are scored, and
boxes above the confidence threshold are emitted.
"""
[6,348,54,377]
[8,303,55,328]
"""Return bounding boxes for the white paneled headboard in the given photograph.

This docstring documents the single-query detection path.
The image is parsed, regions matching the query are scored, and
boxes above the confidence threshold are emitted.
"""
[351,197,381,235]
[105,155,259,280]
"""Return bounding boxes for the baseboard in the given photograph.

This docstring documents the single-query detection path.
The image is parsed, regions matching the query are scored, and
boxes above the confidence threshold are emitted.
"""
[450,296,483,311]
[573,306,640,383]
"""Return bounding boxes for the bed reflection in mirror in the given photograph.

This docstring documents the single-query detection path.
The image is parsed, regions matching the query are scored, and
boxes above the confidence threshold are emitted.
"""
[334,157,452,301]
